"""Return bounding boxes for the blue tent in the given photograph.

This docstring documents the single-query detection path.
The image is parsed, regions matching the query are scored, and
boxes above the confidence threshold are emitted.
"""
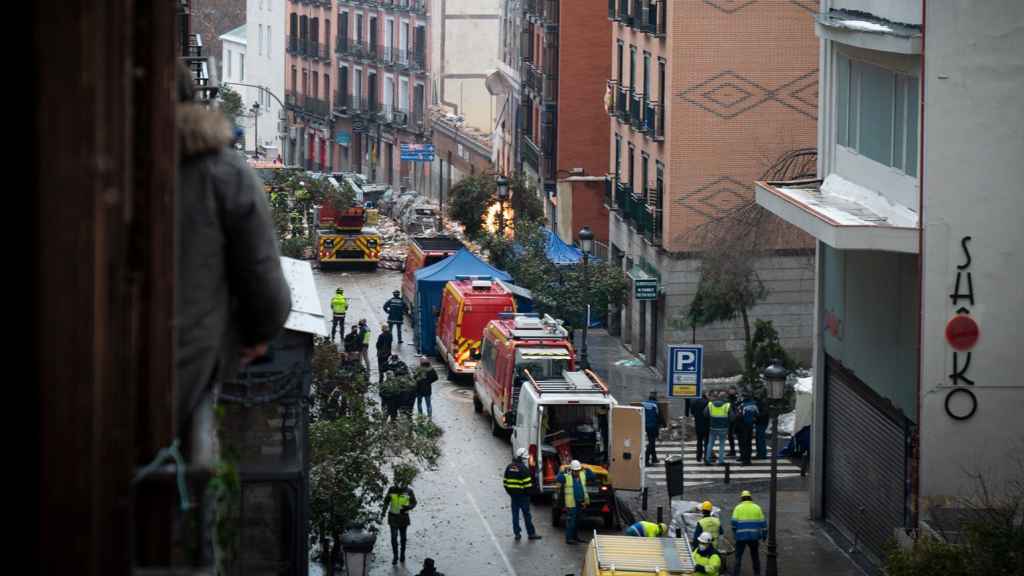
[413,249,512,355]
[513,228,583,265]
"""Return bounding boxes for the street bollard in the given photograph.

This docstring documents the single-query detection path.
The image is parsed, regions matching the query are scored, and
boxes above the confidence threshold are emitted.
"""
[642,486,648,511]
[657,506,663,524]
[724,462,731,484]
[676,527,682,538]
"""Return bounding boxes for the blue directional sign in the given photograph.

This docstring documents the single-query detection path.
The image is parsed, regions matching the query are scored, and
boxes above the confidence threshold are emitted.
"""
[401,143,435,162]
[667,345,703,398]
[336,131,351,146]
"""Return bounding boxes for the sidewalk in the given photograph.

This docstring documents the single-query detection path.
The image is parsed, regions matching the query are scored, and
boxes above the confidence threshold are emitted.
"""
[582,328,872,576]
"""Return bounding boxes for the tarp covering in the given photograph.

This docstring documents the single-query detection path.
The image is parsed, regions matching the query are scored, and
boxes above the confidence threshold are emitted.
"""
[413,249,512,355]
[514,228,583,265]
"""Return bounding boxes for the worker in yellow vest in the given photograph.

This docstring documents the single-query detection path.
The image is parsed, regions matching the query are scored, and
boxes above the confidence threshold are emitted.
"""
[624,520,668,537]
[692,500,724,549]
[330,287,348,342]
[694,531,722,575]
[555,460,596,544]
[705,391,732,465]
[731,490,767,576]
[381,474,418,565]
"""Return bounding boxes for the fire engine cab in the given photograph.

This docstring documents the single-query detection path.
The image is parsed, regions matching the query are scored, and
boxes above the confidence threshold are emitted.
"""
[472,313,576,434]
[435,277,516,377]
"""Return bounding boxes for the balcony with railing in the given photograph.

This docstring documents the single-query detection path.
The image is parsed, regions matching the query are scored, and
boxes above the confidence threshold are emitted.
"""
[630,92,644,129]
[287,36,330,60]
[333,90,352,115]
[606,80,618,116]
[614,182,663,245]
[608,0,617,20]
[543,0,560,25]
[618,0,632,26]
[616,85,631,122]
[644,100,664,141]
[521,134,540,171]
[655,0,666,36]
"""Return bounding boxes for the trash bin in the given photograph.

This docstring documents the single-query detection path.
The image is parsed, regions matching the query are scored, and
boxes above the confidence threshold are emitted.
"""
[664,455,684,498]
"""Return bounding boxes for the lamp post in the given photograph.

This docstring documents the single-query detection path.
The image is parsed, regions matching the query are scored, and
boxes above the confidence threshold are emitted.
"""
[251,101,261,159]
[762,360,789,576]
[578,225,594,370]
[496,174,510,237]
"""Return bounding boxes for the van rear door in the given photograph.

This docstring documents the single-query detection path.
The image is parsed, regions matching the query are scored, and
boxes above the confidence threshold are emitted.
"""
[609,405,645,490]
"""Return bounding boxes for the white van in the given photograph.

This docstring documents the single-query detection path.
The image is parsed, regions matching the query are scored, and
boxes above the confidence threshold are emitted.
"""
[510,369,646,528]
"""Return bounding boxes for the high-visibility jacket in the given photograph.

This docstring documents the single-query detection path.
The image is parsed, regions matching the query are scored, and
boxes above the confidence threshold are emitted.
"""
[731,499,767,541]
[557,470,591,508]
[361,326,371,346]
[331,293,349,316]
[708,401,732,431]
[384,487,417,527]
[693,545,722,576]
[625,521,661,537]
[693,515,723,549]
[503,459,533,495]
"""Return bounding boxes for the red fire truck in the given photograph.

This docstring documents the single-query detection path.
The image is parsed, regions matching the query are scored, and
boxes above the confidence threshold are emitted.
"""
[472,314,576,435]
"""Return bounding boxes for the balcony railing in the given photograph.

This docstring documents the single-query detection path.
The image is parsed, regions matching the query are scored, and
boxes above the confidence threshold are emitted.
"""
[606,80,618,116]
[615,183,663,245]
[543,73,558,103]
[333,90,352,114]
[630,92,644,129]
[655,0,666,36]
[287,36,329,60]
[608,0,617,20]
[618,0,632,26]
[521,134,540,170]
[644,100,664,140]
[616,85,631,121]
[286,90,330,119]
[544,0,560,24]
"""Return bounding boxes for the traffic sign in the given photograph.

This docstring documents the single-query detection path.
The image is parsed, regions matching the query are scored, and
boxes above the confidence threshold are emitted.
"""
[667,345,703,398]
[401,143,435,162]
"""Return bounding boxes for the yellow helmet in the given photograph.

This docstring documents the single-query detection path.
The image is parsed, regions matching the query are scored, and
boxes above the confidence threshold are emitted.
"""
[741,489,753,499]
[658,523,668,536]
[701,500,713,512]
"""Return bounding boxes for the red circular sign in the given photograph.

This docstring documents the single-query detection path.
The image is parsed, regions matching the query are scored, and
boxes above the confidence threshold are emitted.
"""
[945,314,980,351]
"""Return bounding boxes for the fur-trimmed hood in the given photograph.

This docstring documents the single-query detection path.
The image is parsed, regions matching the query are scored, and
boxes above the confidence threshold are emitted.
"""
[177,103,233,158]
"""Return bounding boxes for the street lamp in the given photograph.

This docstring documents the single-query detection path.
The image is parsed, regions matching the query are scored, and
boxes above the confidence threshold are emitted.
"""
[762,359,789,576]
[495,174,510,236]
[578,225,594,370]
[250,101,261,159]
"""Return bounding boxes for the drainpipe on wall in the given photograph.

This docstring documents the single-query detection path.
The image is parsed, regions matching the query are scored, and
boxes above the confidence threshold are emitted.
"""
[912,0,926,535]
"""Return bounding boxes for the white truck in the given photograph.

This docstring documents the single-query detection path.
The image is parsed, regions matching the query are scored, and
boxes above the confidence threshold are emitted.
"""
[510,369,646,530]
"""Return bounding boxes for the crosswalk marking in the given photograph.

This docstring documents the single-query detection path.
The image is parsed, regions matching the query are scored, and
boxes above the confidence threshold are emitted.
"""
[644,440,803,487]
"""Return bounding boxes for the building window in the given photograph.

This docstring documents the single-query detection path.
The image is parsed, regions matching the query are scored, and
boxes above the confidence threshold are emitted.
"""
[258,24,263,55]
[629,45,636,90]
[628,143,635,191]
[641,152,649,198]
[614,134,621,185]
[267,26,271,56]
[239,53,244,81]
[616,41,624,85]
[655,160,664,206]
[658,57,665,104]
[836,53,919,177]
[643,51,651,101]
[227,49,232,78]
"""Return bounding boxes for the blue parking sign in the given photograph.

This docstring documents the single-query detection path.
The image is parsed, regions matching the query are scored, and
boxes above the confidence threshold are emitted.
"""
[667,345,703,398]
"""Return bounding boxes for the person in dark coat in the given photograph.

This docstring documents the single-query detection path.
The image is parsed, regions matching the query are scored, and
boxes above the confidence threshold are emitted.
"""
[376,324,393,383]
[726,386,740,457]
[343,325,361,353]
[416,558,444,576]
[383,290,408,344]
[736,394,759,465]
[689,392,711,463]
[413,356,439,417]
[175,62,291,439]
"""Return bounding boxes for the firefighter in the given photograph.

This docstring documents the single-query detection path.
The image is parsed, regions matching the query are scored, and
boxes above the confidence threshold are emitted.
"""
[503,447,541,541]
[330,287,348,342]
[624,521,668,538]
[383,290,408,344]
[381,471,418,565]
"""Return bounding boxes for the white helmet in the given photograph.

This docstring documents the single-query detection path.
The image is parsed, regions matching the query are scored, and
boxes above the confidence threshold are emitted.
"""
[515,447,529,459]
[698,532,713,544]
[570,460,582,471]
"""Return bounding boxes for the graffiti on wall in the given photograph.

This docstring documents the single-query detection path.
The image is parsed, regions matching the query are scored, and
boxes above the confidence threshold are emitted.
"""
[945,236,980,420]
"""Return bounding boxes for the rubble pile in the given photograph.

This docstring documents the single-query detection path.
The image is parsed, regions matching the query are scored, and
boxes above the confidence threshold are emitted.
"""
[374,211,490,272]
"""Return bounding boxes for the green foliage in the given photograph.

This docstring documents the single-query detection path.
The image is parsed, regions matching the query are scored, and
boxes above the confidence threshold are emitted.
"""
[885,474,1024,576]
[262,170,356,259]
[211,405,241,575]
[218,85,245,126]
[483,219,628,331]
[447,173,546,240]
[447,174,495,239]
[307,337,442,541]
